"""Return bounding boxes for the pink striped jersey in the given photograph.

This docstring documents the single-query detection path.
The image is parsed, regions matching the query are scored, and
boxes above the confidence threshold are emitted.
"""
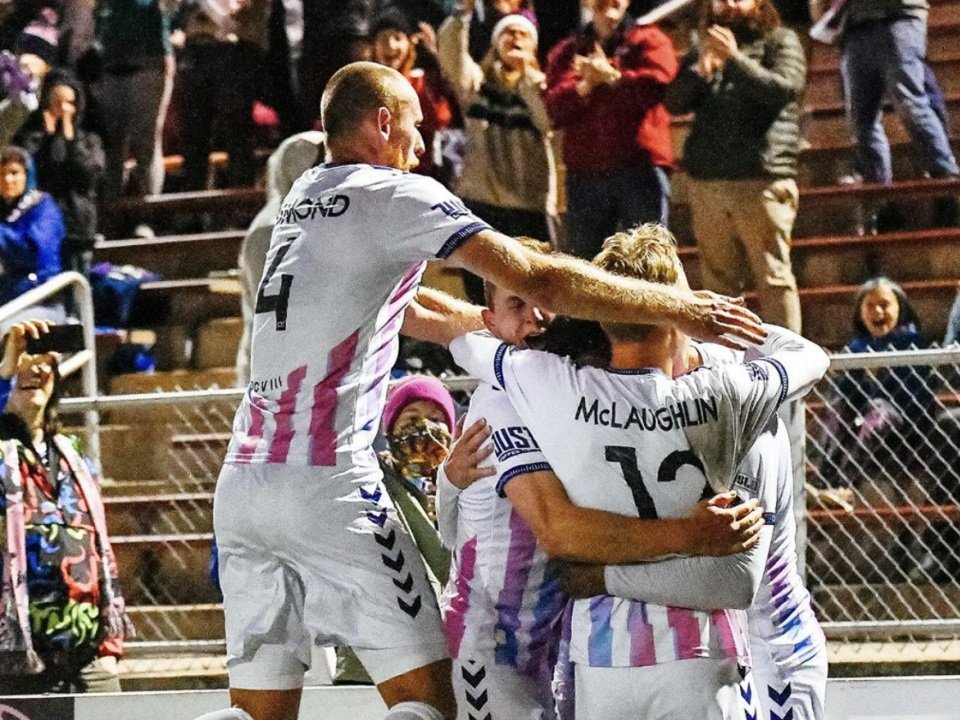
[695,344,827,672]
[440,382,566,679]
[449,326,828,668]
[224,163,488,470]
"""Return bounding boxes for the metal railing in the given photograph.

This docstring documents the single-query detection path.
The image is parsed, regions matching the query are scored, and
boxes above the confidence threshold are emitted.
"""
[0,271,99,459]
[53,348,960,657]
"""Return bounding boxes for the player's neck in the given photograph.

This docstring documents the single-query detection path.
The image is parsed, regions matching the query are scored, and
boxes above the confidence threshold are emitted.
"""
[608,340,674,376]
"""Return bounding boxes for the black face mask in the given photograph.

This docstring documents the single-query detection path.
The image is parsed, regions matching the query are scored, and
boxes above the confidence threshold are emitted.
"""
[387,416,452,483]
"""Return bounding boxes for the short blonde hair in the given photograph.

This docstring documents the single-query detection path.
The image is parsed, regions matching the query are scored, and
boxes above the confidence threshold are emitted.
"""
[592,223,681,342]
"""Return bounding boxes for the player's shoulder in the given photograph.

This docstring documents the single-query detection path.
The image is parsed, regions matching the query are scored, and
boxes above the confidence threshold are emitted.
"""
[470,380,521,422]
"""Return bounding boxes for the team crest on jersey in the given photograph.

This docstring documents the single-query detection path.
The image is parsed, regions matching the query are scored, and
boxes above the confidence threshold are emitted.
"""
[733,471,761,496]
[277,192,350,223]
[431,199,470,220]
[491,426,541,461]
[745,362,769,383]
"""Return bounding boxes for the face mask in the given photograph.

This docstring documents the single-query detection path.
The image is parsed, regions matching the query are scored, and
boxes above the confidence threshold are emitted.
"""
[388,416,452,485]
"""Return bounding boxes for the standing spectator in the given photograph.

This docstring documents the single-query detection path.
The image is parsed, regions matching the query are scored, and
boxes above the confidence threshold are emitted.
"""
[0,321,132,693]
[811,0,959,228]
[298,0,374,130]
[0,8,60,146]
[178,0,271,190]
[93,0,176,201]
[19,76,104,275]
[437,8,556,301]
[545,0,677,261]
[665,0,805,332]
[369,8,459,180]
[0,146,64,309]
[450,0,537,62]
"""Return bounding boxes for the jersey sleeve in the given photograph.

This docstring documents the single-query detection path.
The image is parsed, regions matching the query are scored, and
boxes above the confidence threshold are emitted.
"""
[384,172,491,263]
[686,325,828,490]
[477,388,552,498]
[450,331,511,388]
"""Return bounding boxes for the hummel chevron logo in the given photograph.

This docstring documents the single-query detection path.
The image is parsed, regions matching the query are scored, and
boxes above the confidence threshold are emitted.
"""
[461,664,486,688]
[465,689,488,711]
[393,572,414,593]
[468,715,491,720]
[744,712,756,720]
[740,683,753,704]
[359,485,383,503]
[768,684,792,706]
[367,510,387,527]
[382,549,406,572]
[771,710,794,720]
[737,664,748,680]
[398,595,421,618]
[375,529,397,549]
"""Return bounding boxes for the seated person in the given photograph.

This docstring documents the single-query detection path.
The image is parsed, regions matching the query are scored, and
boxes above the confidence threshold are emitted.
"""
[0,320,132,693]
[0,145,65,323]
[817,277,934,490]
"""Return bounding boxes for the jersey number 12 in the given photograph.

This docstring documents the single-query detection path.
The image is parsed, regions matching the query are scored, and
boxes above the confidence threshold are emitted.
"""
[605,446,709,519]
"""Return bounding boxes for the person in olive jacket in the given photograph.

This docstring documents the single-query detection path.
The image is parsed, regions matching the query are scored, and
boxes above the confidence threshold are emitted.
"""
[666,0,805,332]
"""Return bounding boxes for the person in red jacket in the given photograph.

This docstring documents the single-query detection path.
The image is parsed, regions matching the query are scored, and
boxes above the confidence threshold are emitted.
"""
[545,0,677,260]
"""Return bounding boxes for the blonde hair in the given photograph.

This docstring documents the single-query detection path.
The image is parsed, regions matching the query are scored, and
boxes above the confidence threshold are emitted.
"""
[592,223,681,342]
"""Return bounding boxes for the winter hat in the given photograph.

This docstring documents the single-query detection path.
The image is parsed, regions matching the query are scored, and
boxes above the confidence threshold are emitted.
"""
[382,375,456,435]
[491,14,538,47]
[15,8,59,67]
[370,8,416,39]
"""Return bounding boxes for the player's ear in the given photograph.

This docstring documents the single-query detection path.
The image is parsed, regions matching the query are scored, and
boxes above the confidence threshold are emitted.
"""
[377,106,392,140]
[481,307,497,335]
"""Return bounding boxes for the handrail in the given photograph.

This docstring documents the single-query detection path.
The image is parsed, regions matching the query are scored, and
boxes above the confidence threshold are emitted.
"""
[0,271,100,461]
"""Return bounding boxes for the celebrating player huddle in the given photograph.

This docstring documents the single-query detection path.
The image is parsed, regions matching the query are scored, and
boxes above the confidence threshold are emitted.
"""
[203,61,828,720]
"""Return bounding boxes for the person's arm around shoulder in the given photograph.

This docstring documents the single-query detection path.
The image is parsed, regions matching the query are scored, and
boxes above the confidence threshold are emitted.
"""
[401,285,485,347]
[445,228,766,348]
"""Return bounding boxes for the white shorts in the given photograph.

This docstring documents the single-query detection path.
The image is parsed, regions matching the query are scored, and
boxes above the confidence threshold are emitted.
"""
[453,655,556,720]
[751,642,828,720]
[214,463,448,690]
[574,658,753,720]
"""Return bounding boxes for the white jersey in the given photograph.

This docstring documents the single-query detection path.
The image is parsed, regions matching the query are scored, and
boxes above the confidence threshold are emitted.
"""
[696,344,827,672]
[449,327,828,669]
[441,383,566,681]
[224,163,488,472]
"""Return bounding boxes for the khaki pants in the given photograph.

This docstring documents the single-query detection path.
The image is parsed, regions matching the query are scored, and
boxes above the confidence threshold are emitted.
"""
[688,177,802,332]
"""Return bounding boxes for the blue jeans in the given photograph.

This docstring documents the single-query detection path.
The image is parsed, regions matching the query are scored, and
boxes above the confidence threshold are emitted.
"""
[565,164,671,261]
[841,16,959,183]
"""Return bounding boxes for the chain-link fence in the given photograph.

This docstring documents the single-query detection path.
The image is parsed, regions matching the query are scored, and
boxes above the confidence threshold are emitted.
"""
[59,352,960,654]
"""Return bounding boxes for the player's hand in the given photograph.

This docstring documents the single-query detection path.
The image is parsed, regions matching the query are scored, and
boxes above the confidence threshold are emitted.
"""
[677,290,767,350]
[558,561,607,599]
[0,319,51,380]
[683,493,765,556]
[443,418,496,490]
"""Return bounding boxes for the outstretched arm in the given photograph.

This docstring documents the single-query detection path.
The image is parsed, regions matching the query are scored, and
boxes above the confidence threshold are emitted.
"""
[401,285,484,346]
[446,229,766,349]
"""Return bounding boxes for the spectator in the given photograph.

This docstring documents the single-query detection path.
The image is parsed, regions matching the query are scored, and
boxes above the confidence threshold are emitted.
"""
[0,146,64,312]
[0,8,60,146]
[665,0,805,333]
[93,0,176,201]
[298,0,374,130]
[545,0,677,260]
[449,0,537,62]
[369,8,459,180]
[235,130,324,386]
[811,0,959,230]
[19,75,104,275]
[817,277,933,489]
[0,320,132,693]
[178,0,271,190]
[437,10,555,301]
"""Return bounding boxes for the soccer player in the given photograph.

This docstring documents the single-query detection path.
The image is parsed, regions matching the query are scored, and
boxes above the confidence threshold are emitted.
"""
[436,239,766,720]
[566,338,828,720]
[211,61,766,720]
[447,224,829,719]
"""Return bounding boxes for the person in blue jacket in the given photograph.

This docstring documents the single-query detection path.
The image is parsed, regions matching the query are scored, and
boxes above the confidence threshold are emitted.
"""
[0,145,64,307]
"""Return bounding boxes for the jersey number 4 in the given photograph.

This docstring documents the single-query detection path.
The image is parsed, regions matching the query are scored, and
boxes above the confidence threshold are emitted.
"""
[256,237,295,330]
[605,446,709,519]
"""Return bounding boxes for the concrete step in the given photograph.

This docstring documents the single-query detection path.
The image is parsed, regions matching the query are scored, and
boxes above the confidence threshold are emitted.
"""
[103,492,213,537]
[127,604,224,642]
[112,533,217,606]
